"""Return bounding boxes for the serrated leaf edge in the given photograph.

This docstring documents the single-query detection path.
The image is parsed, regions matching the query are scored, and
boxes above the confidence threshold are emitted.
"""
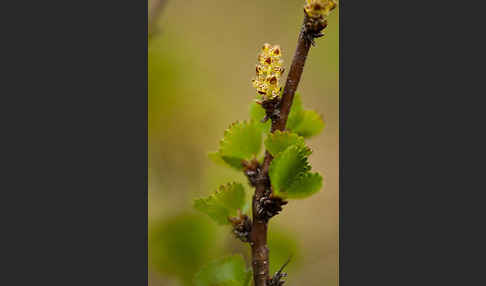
[218,120,261,161]
[264,130,311,157]
[269,145,312,194]
[283,171,323,199]
[292,109,325,138]
[193,182,247,224]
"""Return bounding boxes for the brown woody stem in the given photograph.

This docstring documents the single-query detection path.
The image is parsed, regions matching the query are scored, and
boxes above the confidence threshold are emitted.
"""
[250,182,270,286]
[249,14,316,286]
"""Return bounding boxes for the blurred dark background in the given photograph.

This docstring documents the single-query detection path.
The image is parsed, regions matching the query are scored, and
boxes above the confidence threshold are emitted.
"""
[148,1,338,285]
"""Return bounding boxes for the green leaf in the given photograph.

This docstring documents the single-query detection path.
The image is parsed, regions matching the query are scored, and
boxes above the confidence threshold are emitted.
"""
[249,102,271,133]
[286,93,325,138]
[264,130,310,157]
[208,151,227,166]
[194,198,230,225]
[194,182,247,225]
[283,171,323,199]
[194,254,252,286]
[291,110,325,138]
[208,151,245,170]
[286,93,304,132]
[269,145,311,194]
[269,145,322,199]
[218,121,262,168]
[216,183,246,211]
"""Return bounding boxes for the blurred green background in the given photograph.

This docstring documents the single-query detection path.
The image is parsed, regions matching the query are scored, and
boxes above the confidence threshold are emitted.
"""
[148,0,339,285]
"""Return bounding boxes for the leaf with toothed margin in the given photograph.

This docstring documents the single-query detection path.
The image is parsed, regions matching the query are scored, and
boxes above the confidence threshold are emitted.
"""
[291,109,325,138]
[208,151,227,166]
[269,144,323,199]
[264,130,310,157]
[218,120,262,170]
[208,151,245,170]
[269,145,311,194]
[281,171,323,199]
[249,101,271,134]
[193,182,247,225]
[193,254,252,286]
[286,93,325,138]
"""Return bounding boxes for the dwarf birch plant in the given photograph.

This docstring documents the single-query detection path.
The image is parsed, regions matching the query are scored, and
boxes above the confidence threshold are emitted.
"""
[193,1,337,285]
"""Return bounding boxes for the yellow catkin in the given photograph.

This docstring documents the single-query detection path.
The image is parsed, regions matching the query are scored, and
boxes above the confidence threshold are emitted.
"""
[252,43,284,100]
